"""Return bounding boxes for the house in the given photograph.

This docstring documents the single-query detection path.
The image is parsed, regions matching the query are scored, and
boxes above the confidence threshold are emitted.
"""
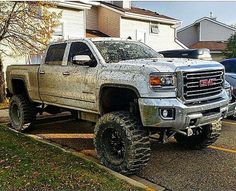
[85,1,186,51]
[2,1,185,75]
[177,16,236,61]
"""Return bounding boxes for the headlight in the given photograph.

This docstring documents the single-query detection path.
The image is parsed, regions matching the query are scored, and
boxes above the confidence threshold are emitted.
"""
[149,73,176,89]
[225,86,233,100]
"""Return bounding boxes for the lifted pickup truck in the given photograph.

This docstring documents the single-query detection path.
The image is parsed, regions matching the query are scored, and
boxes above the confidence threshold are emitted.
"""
[6,38,229,175]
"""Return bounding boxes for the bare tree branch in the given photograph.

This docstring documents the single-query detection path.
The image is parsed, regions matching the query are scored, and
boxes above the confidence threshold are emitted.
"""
[0,2,17,41]
[0,2,61,55]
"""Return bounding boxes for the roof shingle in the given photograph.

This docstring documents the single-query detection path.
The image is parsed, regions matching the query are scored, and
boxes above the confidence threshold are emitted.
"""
[86,29,110,38]
[101,2,178,21]
[190,41,227,51]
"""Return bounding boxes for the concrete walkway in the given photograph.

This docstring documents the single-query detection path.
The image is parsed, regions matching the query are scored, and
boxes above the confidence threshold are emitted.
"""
[0,109,9,123]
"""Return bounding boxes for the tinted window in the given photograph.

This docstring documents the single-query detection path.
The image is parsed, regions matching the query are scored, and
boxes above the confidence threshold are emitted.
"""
[45,43,67,65]
[68,42,96,66]
[221,61,236,73]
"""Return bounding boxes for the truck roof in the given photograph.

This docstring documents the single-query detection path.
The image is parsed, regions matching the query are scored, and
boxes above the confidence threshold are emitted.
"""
[48,38,136,45]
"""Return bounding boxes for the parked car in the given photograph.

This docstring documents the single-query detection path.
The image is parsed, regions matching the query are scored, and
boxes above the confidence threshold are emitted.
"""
[225,80,236,118]
[6,38,229,175]
[220,58,236,97]
[159,48,212,61]
[220,58,236,118]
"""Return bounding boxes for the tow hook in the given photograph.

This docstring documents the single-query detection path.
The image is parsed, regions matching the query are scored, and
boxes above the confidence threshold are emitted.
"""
[173,127,193,137]
[187,128,194,136]
[150,127,194,144]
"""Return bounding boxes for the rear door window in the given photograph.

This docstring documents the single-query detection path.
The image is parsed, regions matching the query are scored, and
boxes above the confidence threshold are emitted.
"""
[45,43,67,65]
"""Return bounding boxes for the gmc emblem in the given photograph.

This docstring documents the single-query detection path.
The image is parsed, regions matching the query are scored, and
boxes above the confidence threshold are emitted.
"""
[199,78,216,87]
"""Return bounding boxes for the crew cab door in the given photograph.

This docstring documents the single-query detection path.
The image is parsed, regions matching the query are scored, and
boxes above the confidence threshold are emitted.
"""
[39,43,68,104]
[39,41,99,112]
[60,41,98,111]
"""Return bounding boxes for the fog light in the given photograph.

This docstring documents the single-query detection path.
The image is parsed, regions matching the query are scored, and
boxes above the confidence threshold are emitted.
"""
[162,110,168,118]
[160,108,175,120]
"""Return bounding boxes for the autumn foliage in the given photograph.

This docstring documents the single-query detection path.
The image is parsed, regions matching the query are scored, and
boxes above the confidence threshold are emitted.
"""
[0,1,61,55]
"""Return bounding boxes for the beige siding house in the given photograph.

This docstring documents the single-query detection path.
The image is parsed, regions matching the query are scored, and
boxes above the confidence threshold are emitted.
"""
[120,18,183,50]
[97,6,121,37]
[177,17,236,61]
[86,2,186,51]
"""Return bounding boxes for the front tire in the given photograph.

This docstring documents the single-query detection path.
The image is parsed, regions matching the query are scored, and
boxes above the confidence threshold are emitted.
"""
[94,111,150,175]
[9,95,36,131]
[174,122,221,150]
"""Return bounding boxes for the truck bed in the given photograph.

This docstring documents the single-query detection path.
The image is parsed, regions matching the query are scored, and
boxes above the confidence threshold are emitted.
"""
[6,64,41,101]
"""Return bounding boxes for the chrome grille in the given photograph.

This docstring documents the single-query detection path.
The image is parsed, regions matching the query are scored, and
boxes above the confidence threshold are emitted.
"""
[183,70,224,101]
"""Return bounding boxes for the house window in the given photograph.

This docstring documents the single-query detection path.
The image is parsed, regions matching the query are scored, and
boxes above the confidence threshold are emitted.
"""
[150,24,159,34]
[53,23,63,36]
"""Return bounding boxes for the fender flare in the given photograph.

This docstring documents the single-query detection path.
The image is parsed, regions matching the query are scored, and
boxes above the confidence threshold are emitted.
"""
[99,83,140,114]
[10,78,32,102]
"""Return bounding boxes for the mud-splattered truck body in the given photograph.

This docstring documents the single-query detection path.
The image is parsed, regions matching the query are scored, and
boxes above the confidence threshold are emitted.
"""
[6,38,229,174]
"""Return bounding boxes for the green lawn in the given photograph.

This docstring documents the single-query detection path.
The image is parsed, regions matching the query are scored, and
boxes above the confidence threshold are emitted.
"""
[0,125,143,191]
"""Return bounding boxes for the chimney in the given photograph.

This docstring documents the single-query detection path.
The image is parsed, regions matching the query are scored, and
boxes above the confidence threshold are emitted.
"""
[210,11,217,20]
[110,1,131,9]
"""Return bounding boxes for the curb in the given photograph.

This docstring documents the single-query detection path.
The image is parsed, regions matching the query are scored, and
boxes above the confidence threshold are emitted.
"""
[7,127,156,191]
[0,106,9,111]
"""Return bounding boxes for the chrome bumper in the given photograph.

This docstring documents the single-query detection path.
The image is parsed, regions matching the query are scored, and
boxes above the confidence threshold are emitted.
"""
[139,91,229,130]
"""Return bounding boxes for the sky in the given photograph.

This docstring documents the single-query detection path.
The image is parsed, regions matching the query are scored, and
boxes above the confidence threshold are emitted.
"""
[134,1,236,28]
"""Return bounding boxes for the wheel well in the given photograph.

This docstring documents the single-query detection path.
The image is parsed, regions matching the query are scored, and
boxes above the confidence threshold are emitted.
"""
[11,79,28,96]
[100,86,139,114]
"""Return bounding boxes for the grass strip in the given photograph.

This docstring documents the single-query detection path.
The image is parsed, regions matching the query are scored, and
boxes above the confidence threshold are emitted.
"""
[0,125,144,191]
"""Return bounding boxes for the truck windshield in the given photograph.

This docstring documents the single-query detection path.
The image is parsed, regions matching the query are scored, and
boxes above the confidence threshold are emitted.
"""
[94,41,161,63]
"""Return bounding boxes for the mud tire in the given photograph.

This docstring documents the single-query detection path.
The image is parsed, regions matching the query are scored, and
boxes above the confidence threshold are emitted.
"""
[9,95,36,131]
[94,111,150,175]
[175,121,221,150]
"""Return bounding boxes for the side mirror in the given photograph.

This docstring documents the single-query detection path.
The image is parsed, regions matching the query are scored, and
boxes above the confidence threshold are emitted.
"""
[72,55,91,65]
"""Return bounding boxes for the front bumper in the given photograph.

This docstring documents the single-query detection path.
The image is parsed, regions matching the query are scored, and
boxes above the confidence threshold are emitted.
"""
[139,91,229,130]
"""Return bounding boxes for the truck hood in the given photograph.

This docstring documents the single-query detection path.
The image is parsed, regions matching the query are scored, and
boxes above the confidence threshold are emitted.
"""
[117,58,224,72]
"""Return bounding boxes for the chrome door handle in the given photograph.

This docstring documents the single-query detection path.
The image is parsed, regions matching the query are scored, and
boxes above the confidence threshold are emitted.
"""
[39,71,45,74]
[62,71,70,76]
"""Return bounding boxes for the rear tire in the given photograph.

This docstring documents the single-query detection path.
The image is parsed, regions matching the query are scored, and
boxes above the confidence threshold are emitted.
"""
[94,111,150,175]
[174,122,221,150]
[9,95,36,131]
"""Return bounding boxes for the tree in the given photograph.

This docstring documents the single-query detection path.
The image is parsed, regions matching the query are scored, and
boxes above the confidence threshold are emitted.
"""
[0,57,4,103]
[0,1,61,102]
[225,33,236,58]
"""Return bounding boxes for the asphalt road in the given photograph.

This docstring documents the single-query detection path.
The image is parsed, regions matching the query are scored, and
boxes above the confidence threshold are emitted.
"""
[1,110,236,191]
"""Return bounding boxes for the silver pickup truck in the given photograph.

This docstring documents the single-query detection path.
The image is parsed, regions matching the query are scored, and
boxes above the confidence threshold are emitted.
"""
[6,38,229,174]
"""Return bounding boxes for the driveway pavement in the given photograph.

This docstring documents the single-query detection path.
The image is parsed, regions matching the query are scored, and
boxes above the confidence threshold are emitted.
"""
[138,127,236,191]
[1,110,236,191]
